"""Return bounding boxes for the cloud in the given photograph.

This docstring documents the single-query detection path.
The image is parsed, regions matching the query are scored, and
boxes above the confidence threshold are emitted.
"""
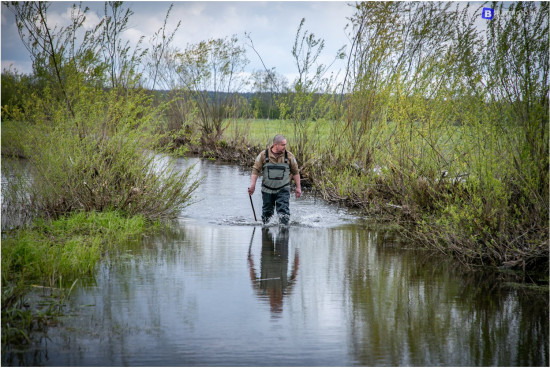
[82,8,101,30]
[43,4,77,30]
[2,60,33,74]
[1,1,355,82]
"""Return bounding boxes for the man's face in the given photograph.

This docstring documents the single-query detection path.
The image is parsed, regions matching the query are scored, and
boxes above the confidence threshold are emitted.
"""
[273,139,287,154]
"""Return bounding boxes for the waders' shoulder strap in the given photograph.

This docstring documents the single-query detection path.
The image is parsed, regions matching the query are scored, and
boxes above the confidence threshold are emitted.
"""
[265,148,288,164]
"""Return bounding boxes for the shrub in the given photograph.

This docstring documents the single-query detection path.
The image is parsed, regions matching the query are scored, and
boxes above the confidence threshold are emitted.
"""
[2,88,200,224]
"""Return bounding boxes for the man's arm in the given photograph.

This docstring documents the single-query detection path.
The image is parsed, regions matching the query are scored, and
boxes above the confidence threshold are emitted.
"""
[293,174,301,198]
[249,152,264,195]
[288,154,301,198]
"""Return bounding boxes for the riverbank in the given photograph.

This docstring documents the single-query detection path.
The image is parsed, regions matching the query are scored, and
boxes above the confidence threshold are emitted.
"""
[163,123,549,276]
[1,211,161,347]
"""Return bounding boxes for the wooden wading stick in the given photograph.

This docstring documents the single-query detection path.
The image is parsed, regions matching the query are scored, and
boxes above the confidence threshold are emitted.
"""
[249,194,257,221]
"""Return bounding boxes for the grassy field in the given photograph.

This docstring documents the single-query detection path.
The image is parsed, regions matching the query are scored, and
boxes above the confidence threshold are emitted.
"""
[223,118,332,148]
[222,118,502,179]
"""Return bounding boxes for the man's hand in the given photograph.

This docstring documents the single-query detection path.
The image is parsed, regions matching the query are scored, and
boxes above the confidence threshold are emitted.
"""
[293,173,302,199]
[249,174,258,195]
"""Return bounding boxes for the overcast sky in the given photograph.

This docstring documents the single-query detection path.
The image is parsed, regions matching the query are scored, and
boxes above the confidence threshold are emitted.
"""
[1,1,355,86]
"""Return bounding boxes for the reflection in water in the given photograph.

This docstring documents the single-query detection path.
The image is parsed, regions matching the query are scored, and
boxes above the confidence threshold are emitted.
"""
[248,227,299,315]
[3,223,548,366]
[341,228,549,366]
[2,159,547,366]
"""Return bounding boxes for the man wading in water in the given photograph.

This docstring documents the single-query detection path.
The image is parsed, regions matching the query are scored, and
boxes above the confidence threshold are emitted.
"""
[248,135,301,225]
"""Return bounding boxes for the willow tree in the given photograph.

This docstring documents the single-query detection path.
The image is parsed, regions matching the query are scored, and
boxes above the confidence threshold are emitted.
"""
[172,36,249,146]
[4,1,201,222]
[99,1,147,89]
[282,18,344,165]
[8,1,101,125]
[483,2,549,222]
[322,1,548,270]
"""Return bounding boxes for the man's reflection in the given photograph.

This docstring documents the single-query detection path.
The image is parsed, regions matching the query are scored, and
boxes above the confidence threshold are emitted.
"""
[248,228,299,315]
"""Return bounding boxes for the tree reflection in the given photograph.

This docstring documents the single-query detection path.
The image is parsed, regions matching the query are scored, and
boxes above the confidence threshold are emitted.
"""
[343,228,549,366]
[248,228,299,316]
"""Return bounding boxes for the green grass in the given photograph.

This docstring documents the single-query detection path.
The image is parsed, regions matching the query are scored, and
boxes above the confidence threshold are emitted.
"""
[2,211,153,286]
[1,210,159,346]
[1,119,31,158]
[223,117,515,182]
[223,118,332,148]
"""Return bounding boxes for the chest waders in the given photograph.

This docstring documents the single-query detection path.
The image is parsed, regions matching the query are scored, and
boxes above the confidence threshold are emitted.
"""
[261,148,290,193]
[261,149,291,224]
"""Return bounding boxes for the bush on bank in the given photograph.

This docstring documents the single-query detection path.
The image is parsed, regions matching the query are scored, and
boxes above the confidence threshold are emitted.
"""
[2,87,201,224]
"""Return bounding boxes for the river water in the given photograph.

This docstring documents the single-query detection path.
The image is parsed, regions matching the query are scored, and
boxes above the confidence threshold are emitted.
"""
[3,157,548,366]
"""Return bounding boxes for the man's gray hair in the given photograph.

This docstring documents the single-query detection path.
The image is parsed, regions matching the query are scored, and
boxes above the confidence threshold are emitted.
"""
[273,134,286,144]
